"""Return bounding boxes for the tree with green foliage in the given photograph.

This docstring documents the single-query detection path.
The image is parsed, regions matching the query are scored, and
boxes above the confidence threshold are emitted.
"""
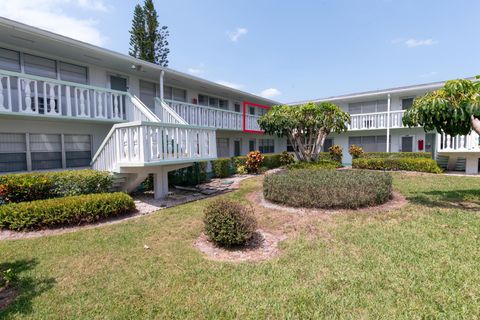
[403,77,480,136]
[129,0,169,66]
[258,102,350,162]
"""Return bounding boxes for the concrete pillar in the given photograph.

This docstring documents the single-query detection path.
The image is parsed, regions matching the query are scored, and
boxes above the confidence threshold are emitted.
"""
[153,167,169,199]
[465,155,479,174]
[447,156,458,171]
[386,93,391,152]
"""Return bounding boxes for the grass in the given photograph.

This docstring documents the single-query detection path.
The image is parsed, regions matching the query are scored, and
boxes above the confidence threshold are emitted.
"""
[1,172,480,319]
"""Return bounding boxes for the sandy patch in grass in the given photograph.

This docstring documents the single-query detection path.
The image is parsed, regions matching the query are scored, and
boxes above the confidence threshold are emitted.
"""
[194,230,287,263]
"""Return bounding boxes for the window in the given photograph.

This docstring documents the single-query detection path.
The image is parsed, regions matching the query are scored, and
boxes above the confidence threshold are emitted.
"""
[0,48,20,72]
[286,139,294,152]
[59,62,87,84]
[249,107,255,115]
[30,134,62,170]
[348,99,388,114]
[348,135,390,153]
[402,98,414,110]
[0,133,92,172]
[198,94,228,109]
[216,138,230,158]
[234,103,241,113]
[24,54,57,79]
[258,139,274,153]
[65,134,91,168]
[0,133,27,172]
[164,85,186,102]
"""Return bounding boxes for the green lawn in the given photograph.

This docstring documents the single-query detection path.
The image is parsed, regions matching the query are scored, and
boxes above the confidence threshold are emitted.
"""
[1,173,480,319]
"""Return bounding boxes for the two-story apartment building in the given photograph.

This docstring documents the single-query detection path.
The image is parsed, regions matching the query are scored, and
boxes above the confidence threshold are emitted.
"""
[0,18,479,200]
[290,81,480,174]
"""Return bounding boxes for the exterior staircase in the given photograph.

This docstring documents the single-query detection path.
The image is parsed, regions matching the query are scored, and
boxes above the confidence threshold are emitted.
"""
[91,95,217,198]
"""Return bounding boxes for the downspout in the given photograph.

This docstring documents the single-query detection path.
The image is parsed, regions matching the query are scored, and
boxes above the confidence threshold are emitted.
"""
[158,70,165,119]
[386,93,391,152]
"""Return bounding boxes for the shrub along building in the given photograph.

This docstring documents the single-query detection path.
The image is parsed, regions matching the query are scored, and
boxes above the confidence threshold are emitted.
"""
[289,81,480,173]
[0,17,479,200]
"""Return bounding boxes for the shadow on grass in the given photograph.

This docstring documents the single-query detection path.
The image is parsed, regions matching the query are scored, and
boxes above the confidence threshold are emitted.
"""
[0,259,56,317]
[408,189,480,211]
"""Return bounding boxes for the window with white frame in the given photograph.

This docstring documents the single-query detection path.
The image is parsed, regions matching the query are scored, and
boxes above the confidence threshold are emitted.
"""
[348,135,390,153]
[59,62,88,84]
[0,133,92,172]
[348,100,388,114]
[258,139,274,153]
[23,54,57,79]
[198,94,228,110]
[163,85,186,102]
[0,48,20,72]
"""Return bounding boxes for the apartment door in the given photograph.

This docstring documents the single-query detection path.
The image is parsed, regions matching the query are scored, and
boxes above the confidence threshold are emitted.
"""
[234,140,241,157]
[248,139,256,152]
[140,80,157,112]
[401,136,414,152]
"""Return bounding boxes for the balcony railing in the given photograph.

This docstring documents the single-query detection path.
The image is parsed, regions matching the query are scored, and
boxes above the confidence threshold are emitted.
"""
[165,99,243,130]
[91,121,217,172]
[0,69,159,122]
[349,110,406,130]
[437,132,480,153]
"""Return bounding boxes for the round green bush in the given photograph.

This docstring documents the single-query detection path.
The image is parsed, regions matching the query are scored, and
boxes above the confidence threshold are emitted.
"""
[263,169,392,209]
[203,199,257,247]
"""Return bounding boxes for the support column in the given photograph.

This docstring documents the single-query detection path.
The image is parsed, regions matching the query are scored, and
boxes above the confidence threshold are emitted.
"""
[159,70,165,101]
[447,156,458,171]
[465,155,479,174]
[386,93,391,152]
[153,167,169,199]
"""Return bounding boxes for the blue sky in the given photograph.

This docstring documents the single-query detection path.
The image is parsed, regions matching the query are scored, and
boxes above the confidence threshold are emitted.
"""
[0,0,479,102]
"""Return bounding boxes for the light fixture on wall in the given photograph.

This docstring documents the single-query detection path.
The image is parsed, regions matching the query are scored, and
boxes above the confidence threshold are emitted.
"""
[131,64,143,71]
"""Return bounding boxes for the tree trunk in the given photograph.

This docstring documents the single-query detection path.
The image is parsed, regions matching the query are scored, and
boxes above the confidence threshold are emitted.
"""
[311,129,327,161]
[471,115,480,135]
[288,135,303,161]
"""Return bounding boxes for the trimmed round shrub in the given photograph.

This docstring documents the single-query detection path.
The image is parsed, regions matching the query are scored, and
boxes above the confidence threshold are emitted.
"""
[264,169,392,209]
[0,192,135,231]
[203,199,257,247]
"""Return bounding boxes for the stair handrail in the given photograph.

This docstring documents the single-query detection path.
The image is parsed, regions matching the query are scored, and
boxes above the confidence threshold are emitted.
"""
[128,94,161,122]
[155,97,188,125]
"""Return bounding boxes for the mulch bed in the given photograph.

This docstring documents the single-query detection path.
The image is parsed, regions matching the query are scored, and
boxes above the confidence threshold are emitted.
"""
[194,230,287,263]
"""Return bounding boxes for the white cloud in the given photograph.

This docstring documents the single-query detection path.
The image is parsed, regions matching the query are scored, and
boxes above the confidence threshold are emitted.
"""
[188,63,205,75]
[0,0,108,46]
[260,88,281,99]
[216,80,245,90]
[227,27,248,42]
[392,38,438,48]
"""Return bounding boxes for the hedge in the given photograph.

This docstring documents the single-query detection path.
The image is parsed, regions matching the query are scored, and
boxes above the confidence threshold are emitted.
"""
[287,159,341,170]
[0,170,113,204]
[211,158,232,178]
[0,192,135,231]
[232,153,288,171]
[362,152,432,159]
[352,157,442,173]
[264,169,392,209]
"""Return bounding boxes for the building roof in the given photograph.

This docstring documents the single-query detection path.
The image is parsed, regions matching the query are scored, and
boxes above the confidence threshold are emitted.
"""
[0,17,280,106]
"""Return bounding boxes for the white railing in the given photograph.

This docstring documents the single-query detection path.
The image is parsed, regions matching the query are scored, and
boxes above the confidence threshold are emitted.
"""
[91,121,217,172]
[0,69,158,123]
[155,98,187,125]
[245,114,261,131]
[349,110,406,130]
[165,99,243,130]
[437,132,480,153]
